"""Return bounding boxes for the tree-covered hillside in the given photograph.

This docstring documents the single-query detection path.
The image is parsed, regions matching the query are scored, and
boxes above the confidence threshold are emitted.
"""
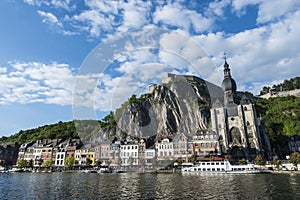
[260,77,300,95]
[254,96,300,155]
[0,121,79,144]
[0,110,119,145]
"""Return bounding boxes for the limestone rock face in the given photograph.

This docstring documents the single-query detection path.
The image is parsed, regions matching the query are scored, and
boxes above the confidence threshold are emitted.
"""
[116,76,223,139]
[83,75,223,146]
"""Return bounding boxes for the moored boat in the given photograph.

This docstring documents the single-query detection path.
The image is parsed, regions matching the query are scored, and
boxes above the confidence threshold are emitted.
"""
[181,160,261,174]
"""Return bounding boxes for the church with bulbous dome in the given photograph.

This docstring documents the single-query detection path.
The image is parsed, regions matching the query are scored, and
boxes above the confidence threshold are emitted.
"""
[210,60,271,161]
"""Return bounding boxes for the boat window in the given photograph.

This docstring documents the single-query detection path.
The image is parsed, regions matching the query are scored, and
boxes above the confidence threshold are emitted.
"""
[216,163,219,165]
[211,163,215,165]
[207,163,210,165]
[203,169,206,171]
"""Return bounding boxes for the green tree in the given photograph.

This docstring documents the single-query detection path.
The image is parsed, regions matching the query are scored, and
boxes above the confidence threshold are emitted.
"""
[189,154,196,164]
[117,157,122,167]
[224,155,231,162]
[17,159,28,168]
[37,159,43,168]
[28,159,34,169]
[0,121,80,144]
[65,156,76,169]
[86,157,92,167]
[128,156,134,168]
[101,111,116,127]
[239,159,247,164]
[254,96,300,156]
[95,160,102,168]
[289,152,300,169]
[255,155,266,168]
[273,156,282,169]
[128,94,138,104]
[260,86,270,95]
[44,159,54,167]
[176,157,182,165]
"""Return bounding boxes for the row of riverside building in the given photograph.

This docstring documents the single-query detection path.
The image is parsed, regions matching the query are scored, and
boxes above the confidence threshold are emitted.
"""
[15,130,222,169]
[1,133,299,169]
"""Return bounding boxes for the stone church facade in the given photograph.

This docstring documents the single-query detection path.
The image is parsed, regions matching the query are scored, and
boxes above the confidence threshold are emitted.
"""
[210,61,271,161]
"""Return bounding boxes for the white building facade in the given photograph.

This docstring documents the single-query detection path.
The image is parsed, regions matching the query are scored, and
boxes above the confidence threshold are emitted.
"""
[120,142,139,167]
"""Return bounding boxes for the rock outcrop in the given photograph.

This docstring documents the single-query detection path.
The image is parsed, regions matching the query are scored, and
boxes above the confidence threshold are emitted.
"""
[116,74,223,140]
[84,74,224,146]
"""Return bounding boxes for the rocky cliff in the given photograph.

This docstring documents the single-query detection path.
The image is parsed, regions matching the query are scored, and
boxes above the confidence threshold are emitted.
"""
[85,74,223,145]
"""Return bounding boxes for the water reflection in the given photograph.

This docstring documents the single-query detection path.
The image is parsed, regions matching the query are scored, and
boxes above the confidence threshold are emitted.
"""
[0,173,300,199]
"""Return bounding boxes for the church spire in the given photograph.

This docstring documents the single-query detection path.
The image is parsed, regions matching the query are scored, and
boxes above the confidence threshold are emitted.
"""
[223,53,231,78]
[223,60,231,78]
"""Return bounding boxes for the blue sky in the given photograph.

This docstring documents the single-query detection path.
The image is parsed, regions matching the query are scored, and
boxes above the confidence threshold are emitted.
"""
[0,0,299,136]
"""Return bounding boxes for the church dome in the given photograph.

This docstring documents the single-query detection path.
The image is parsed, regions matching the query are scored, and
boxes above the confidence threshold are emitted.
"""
[221,60,237,92]
[222,77,237,92]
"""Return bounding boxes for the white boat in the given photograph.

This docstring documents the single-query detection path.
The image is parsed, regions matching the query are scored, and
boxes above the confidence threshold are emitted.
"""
[181,160,261,174]
[8,168,24,173]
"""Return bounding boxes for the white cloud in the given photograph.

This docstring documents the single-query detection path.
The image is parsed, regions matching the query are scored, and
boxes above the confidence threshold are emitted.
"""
[70,1,152,37]
[61,1,216,38]
[37,10,77,35]
[194,10,300,94]
[158,31,216,77]
[232,0,300,23]
[24,0,75,11]
[153,2,212,33]
[118,1,151,32]
[71,10,115,37]
[19,1,300,98]
[84,0,120,14]
[0,61,75,105]
[37,10,63,27]
[207,0,231,17]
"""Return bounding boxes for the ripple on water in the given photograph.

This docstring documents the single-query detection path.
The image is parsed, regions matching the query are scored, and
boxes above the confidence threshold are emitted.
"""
[0,172,300,199]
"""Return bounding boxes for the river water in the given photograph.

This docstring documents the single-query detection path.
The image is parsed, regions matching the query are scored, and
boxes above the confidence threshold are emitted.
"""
[0,172,299,199]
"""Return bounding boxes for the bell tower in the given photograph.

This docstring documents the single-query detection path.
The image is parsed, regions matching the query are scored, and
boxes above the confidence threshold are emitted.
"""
[221,58,237,107]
